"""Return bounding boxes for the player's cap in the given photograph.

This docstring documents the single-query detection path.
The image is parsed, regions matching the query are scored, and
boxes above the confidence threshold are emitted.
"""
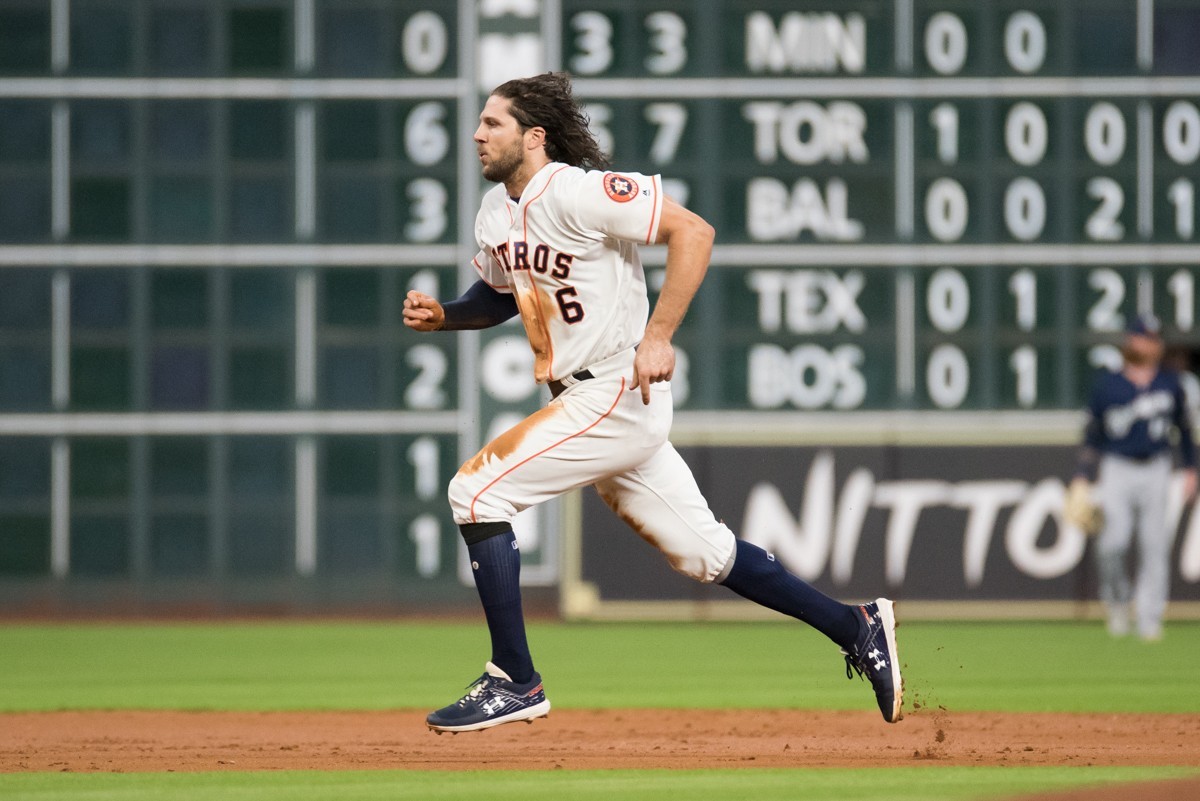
[1127,313,1162,338]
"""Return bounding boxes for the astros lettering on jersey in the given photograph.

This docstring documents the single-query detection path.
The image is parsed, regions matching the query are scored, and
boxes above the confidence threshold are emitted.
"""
[471,163,663,383]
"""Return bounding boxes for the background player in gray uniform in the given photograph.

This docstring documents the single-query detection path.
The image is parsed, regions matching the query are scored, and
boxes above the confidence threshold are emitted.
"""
[403,72,903,732]
[1070,315,1197,640]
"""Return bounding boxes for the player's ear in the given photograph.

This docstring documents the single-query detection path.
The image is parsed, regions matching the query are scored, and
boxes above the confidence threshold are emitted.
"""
[524,126,547,152]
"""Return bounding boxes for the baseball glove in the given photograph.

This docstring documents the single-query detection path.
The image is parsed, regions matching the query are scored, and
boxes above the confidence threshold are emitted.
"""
[1064,478,1104,536]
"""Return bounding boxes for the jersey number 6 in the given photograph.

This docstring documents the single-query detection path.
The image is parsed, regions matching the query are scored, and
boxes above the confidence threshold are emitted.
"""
[555,286,585,324]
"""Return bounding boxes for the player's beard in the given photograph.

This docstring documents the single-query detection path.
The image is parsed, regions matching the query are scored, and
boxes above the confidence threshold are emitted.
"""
[481,139,524,184]
[1123,336,1164,367]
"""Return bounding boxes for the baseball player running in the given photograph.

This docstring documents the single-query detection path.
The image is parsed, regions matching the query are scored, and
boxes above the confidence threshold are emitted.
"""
[403,72,902,732]
[1069,314,1197,640]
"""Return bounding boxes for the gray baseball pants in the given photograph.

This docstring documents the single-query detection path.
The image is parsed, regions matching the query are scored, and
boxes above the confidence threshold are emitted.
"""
[1095,452,1173,635]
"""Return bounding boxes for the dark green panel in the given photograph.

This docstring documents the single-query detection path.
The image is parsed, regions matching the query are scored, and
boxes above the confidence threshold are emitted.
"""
[394,345,452,411]
[1070,266,1144,337]
[150,438,209,496]
[71,439,130,498]
[913,346,987,411]
[71,178,131,241]
[0,101,50,162]
[1156,3,1200,75]
[561,3,669,78]
[0,9,50,74]
[228,177,289,242]
[228,437,291,496]
[229,271,292,331]
[70,515,130,576]
[70,5,133,74]
[149,177,214,242]
[321,101,381,161]
[319,7,385,77]
[912,98,986,175]
[150,346,211,410]
[392,512,454,580]
[149,8,210,76]
[228,102,287,161]
[392,99,457,176]
[227,511,291,575]
[388,7,456,79]
[150,102,212,162]
[229,7,288,72]
[321,176,384,241]
[998,266,1059,327]
[150,514,209,575]
[1152,96,1199,243]
[70,347,131,410]
[715,97,894,244]
[718,1,894,78]
[319,509,382,573]
[722,336,895,411]
[992,0,1066,76]
[152,271,209,329]
[0,516,51,576]
[71,102,132,163]
[322,436,381,496]
[322,269,380,325]
[0,438,50,499]
[0,270,50,328]
[913,1,986,77]
[321,346,381,409]
[662,266,896,410]
[1074,5,1137,75]
[994,342,1059,410]
[229,346,290,409]
[394,177,452,244]
[390,434,456,503]
[71,271,129,328]
[0,347,51,411]
[0,178,51,242]
[913,266,984,334]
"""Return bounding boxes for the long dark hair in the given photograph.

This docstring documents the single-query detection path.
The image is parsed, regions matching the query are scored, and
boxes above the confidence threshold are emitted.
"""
[491,72,610,170]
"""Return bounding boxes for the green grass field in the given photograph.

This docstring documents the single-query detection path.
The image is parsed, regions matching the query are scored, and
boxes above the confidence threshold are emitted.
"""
[1,619,1198,800]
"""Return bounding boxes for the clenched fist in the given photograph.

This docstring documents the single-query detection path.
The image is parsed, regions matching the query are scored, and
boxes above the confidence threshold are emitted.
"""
[403,290,445,332]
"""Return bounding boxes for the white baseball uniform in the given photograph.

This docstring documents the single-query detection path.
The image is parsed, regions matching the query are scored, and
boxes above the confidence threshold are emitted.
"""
[447,162,736,582]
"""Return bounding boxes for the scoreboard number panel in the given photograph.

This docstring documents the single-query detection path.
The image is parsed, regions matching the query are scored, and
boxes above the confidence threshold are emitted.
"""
[568,0,1200,412]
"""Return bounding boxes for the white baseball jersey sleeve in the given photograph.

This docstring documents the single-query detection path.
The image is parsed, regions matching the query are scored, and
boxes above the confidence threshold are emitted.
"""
[472,163,664,383]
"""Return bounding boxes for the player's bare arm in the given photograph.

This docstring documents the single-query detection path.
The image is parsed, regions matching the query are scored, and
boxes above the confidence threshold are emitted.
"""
[632,196,715,404]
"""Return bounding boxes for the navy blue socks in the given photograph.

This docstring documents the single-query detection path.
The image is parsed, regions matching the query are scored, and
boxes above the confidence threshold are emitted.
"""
[462,525,535,685]
[720,539,862,648]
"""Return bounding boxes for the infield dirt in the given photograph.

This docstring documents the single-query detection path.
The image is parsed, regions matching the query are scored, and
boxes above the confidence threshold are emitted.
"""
[2,708,1198,775]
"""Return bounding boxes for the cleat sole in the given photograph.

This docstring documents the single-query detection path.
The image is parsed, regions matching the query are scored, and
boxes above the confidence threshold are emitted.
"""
[876,598,904,723]
[427,700,551,734]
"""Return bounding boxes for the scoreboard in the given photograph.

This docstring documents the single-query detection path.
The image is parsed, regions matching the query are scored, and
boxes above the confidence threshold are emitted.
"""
[1,0,1199,603]
[556,0,1200,616]
[563,0,1200,411]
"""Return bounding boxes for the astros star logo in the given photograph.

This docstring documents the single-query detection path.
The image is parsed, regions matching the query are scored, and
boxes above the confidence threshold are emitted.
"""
[604,172,639,202]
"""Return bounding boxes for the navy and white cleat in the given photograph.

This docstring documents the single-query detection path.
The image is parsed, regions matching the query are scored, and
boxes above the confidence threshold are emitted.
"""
[426,661,551,733]
[842,598,904,723]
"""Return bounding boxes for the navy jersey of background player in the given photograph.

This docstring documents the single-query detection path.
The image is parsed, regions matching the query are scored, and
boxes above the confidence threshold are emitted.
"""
[1084,366,1197,466]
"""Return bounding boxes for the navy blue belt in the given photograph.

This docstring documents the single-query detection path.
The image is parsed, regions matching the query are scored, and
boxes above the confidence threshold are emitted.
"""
[548,369,594,398]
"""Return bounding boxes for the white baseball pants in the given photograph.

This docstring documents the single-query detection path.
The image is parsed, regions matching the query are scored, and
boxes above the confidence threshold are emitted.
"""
[448,349,736,582]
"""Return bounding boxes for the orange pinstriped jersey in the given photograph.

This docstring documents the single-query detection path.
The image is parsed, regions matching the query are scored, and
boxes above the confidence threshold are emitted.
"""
[471,162,664,383]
